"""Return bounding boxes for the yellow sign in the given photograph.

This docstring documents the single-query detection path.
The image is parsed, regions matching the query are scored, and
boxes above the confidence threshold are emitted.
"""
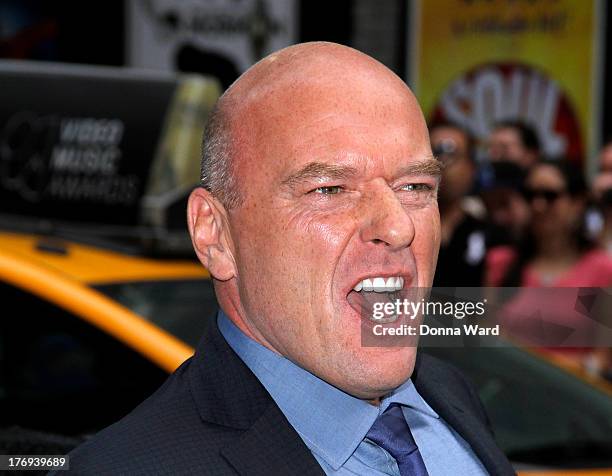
[410,0,602,169]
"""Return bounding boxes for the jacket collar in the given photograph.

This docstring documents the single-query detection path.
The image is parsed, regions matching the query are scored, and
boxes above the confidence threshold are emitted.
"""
[188,315,272,429]
[187,316,325,475]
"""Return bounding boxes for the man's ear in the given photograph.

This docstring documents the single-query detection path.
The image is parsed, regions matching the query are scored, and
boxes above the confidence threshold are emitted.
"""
[187,187,236,281]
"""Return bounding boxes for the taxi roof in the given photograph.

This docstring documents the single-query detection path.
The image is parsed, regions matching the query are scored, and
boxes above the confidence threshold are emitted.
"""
[0,231,209,285]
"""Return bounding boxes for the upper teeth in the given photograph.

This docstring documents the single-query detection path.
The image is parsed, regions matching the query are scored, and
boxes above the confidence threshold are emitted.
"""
[353,276,404,292]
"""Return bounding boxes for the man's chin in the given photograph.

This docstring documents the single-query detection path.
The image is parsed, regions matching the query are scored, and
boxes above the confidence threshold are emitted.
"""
[335,348,417,401]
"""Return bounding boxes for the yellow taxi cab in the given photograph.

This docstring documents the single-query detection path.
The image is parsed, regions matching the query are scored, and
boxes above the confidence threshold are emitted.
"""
[0,230,214,443]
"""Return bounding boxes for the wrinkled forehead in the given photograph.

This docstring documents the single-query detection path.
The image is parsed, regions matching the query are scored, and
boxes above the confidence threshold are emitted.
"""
[233,57,414,125]
[230,62,426,175]
[244,75,418,140]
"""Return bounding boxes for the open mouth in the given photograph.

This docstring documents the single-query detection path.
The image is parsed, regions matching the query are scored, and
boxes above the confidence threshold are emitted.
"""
[346,276,406,323]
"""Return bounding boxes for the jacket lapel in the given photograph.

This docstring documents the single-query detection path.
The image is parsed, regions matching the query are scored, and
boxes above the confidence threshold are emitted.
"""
[220,403,326,476]
[413,353,517,476]
[188,316,324,476]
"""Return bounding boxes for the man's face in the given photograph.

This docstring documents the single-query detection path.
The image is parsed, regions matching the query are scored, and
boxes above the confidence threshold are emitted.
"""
[225,71,440,399]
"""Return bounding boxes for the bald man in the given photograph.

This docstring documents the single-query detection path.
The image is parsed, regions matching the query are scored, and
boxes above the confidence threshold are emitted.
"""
[65,43,515,475]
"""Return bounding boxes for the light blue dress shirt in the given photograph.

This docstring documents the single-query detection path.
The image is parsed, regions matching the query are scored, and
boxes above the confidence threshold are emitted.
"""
[218,311,489,476]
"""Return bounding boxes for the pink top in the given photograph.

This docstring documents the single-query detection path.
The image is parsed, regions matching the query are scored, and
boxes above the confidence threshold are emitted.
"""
[485,247,612,356]
[485,247,612,287]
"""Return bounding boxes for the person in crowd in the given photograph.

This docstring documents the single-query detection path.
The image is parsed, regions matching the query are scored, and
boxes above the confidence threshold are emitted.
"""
[486,159,612,370]
[431,121,506,286]
[486,120,541,170]
[591,141,612,253]
[586,143,612,381]
[598,141,612,174]
[486,160,611,287]
[62,43,514,475]
[479,161,530,245]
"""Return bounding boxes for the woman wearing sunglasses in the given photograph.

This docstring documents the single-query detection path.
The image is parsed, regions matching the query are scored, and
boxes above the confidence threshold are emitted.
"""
[485,159,612,375]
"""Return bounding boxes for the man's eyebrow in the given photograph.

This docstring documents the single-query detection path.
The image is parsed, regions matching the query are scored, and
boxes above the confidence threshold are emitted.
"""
[395,157,442,179]
[281,157,442,188]
[281,162,359,188]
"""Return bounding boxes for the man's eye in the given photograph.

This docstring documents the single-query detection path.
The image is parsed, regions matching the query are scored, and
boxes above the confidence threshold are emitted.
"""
[400,183,432,192]
[311,186,343,195]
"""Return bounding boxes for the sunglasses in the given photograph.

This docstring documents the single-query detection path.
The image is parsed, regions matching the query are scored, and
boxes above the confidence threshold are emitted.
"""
[522,187,567,203]
[432,141,465,166]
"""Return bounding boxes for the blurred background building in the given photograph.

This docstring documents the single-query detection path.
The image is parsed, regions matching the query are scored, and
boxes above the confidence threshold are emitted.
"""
[2,0,610,169]
[2,6,611,264]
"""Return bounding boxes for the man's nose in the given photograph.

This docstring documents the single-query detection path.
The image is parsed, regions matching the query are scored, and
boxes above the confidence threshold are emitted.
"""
[359,188,416,250]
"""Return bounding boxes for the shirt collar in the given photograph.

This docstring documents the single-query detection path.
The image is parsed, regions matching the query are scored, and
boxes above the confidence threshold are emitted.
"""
[217,311,438,470]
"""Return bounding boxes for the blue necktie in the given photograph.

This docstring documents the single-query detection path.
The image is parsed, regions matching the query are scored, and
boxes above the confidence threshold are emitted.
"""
[366,403,429,476]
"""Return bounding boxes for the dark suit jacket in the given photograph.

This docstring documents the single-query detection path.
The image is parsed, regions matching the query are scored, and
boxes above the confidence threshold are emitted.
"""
[62,318,516,475]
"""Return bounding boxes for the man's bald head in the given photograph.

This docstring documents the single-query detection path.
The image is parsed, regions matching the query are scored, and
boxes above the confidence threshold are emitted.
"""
[199,42,420,209]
